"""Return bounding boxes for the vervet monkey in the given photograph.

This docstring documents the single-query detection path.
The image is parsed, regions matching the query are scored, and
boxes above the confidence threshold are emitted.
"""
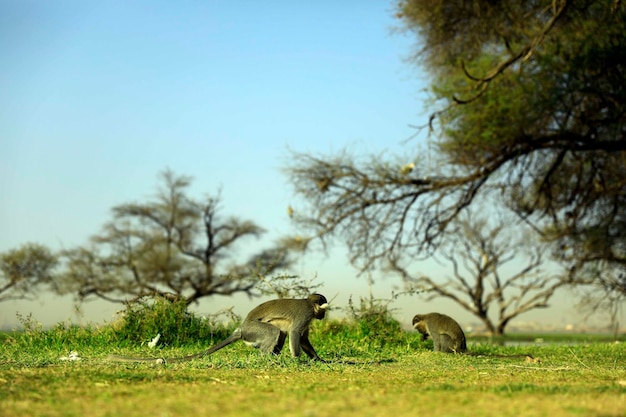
[107,294,329,364]
[412,312,467,354]
[412,312,538,361]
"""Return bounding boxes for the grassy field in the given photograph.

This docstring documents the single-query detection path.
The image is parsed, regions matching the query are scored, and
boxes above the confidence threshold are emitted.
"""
[1,318,625,417]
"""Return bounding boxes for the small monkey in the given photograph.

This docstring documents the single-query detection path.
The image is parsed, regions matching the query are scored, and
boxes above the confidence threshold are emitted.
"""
[412,312,467,354]
[412,312,538,361]
[107,294,329,364]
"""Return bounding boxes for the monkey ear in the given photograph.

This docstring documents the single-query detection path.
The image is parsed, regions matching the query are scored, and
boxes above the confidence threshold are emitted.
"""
[319,303,330,310]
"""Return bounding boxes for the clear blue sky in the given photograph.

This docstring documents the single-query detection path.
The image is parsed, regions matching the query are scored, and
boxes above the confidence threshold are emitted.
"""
[1,1,421,248]
[0,1,591,330]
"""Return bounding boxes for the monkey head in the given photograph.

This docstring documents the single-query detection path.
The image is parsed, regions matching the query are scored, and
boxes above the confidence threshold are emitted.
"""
[412,314,429,340]
[309,294,329,319]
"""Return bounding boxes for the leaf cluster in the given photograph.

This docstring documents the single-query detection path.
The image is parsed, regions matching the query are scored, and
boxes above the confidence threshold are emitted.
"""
[396,1,626,271]
[284,1,626,309]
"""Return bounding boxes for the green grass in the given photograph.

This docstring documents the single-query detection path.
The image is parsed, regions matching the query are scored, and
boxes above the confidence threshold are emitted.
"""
[1,314,625,417]
[470,331,626,345]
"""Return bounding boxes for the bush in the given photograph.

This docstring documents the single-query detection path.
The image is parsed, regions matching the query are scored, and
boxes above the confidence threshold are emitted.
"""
[312,294,411,358]
[112,298,238,347]
[345,294,405,345]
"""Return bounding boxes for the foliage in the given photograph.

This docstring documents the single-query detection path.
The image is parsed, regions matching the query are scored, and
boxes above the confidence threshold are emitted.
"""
[345,294,402,339]
[0,243,57,302]
[55,169,295,305]
[284,0,626,305]
[111,297,238,347]
[399,0,626,285]
[316,293,409,354]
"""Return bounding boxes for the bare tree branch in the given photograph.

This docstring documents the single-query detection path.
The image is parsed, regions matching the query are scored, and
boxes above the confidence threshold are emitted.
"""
[389,211,576,336]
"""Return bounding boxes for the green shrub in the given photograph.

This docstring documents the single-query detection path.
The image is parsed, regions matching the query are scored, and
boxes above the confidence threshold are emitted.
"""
[312,295,412,358]
[346,294,405,345]
[112,298,238,347]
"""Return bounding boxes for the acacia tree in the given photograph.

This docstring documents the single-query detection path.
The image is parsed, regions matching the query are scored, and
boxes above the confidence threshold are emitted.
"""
[57,170,292,305]
[285,1,626,296]
[0,243,57,302]
[390,211,574,336]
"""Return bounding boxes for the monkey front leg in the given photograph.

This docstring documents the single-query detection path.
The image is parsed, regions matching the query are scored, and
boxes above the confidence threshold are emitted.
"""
[299,329,323,361]
[288,330,303,357]
[288,328,324,359]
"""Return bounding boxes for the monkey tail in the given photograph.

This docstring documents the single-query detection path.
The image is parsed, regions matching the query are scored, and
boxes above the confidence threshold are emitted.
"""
[465,352,536,360]
[107,329,243,364]
[106,354,167,364]
[165,333,240,363]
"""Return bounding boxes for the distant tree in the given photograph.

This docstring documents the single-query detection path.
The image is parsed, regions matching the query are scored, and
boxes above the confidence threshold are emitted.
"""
[284,1,626,298]
[57,170,293,306]
[0,243,57,302]
[389,211,575,336]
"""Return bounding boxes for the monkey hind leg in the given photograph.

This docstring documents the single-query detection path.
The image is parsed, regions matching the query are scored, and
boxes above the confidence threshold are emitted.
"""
[240,321,283,354]
[436,334,455,353]
[438,334,466,353]
[273,332,287,355]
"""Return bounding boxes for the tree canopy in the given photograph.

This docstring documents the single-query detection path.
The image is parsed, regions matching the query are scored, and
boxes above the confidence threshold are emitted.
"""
[0,243,57,302]
[285,0,626,288]
[56,170,293,305]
